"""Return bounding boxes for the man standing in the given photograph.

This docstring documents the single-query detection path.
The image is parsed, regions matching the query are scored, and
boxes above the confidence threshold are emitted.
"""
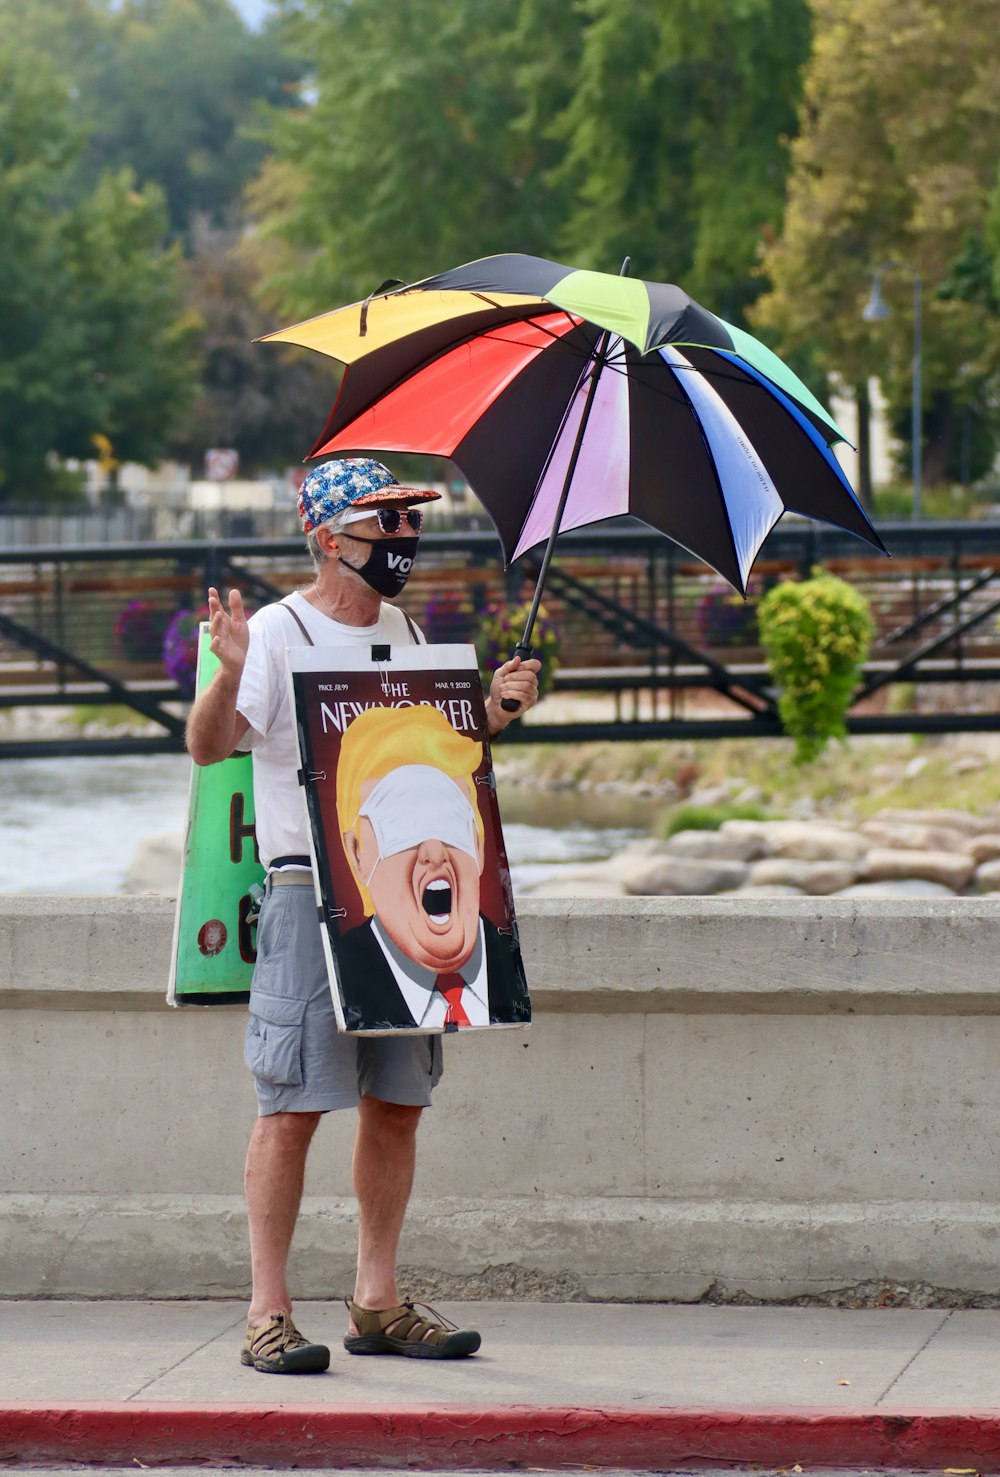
[186,459,539,1375]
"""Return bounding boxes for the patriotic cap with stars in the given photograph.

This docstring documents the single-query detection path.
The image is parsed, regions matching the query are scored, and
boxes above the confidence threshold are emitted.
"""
[296,458,440,533]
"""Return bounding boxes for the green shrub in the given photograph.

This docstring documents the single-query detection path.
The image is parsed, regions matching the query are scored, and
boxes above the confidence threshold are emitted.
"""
[656,802,772,838]
[757,567,873,765]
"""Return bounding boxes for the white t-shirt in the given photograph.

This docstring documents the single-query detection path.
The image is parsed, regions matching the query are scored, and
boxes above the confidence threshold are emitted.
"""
[236,590,423,870]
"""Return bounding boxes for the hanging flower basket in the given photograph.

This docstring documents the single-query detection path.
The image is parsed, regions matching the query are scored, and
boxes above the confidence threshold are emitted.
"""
[695,586,759,648]
[114,600,171,663]
[162,607,209,698]
[474,600,560,700]
[421,588,477,644]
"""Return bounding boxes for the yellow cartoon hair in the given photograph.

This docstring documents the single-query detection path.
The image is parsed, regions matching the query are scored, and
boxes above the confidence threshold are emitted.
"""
[337,704,483,915]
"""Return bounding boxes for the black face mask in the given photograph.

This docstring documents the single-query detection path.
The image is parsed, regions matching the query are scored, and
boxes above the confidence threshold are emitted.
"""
[339,535,419,597]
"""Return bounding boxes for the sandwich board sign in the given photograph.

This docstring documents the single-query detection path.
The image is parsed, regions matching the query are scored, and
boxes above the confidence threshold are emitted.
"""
[286,642,531,1035]
[168,625,264,1005]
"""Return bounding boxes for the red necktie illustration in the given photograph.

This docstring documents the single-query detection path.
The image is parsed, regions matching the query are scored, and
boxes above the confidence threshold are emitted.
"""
[434,973,471,1027]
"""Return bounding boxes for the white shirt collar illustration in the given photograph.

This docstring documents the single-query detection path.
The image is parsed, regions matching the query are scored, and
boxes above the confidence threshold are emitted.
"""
[369,915,489,1028]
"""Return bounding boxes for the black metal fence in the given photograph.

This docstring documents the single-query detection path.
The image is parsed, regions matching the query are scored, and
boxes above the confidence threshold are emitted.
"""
[4,518,1000,754]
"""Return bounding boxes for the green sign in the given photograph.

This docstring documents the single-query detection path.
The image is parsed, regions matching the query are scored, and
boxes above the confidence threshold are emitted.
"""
[168,626,264,1005]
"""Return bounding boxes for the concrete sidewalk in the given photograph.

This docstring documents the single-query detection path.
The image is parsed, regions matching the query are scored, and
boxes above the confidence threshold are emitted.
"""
[1,1300,999,1469]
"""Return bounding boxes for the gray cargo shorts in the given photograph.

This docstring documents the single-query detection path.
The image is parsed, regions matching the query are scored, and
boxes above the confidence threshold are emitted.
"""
[244,879,444,1115]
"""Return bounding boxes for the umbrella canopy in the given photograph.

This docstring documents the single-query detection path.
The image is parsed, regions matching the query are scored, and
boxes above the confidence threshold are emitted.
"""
[260,253,884,596]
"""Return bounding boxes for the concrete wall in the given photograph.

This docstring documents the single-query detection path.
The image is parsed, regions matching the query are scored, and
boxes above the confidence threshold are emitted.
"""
[3,895,1000,1300]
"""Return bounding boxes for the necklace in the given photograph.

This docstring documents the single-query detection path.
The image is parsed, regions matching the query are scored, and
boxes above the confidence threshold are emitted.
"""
[311,585,340,622]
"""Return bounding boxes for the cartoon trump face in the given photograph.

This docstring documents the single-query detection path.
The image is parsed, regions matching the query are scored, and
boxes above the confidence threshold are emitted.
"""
[337,705,485,973]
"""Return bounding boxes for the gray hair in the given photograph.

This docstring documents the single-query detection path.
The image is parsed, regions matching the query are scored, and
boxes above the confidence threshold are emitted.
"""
[306,509,353,571]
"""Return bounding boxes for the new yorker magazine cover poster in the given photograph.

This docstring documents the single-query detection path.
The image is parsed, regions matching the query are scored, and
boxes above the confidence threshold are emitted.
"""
[286,644,531,1036]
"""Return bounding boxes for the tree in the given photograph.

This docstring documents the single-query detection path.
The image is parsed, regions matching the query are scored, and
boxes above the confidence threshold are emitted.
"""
[2,0,303,242]
[167,220,335,472]
[0,48,199,497]
[553,0,811,318]
[249,0,809,327]
[82,0,303,240]
[0,47,86,495]
[246,0,577,317]
[753,0,1000,490]
[59,169,202,469]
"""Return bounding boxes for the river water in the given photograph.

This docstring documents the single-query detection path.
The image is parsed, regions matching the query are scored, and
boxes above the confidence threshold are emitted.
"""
[0,755,648,895]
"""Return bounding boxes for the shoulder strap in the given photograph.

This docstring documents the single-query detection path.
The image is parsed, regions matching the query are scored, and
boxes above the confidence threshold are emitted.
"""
[279,597,315,647]
[280,595,419,649]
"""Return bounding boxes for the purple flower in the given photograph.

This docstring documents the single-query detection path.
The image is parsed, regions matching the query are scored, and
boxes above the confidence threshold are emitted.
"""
[115,600,171,662]
[162,608,208,697]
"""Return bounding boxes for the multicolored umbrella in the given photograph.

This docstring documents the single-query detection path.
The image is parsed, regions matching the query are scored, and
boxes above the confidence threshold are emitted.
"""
[261,253,884,687]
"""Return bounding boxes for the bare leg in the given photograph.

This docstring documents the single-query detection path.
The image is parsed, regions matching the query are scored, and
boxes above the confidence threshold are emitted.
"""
[351,1096,422,1326]
[245,1110,321,1323]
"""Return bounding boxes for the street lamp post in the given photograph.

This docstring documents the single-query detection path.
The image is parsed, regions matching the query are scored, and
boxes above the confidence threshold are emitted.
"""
[862,260,923,518]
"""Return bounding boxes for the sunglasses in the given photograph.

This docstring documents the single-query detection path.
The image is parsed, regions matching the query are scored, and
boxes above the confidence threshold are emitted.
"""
[341,507,423,535]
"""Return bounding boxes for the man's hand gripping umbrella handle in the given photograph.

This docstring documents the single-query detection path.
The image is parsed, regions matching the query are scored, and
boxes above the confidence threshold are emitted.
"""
[500,643,535,712]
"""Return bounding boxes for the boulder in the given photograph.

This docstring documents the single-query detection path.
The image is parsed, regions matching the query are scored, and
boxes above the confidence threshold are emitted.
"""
[664,829,766,863]
[788,797,818,820]
[858,820,968,853]
[861,847,975,890]
[974,859,1000,893]
[122,831,182,894]
[721,819,866,863]
[540,846,672,888]
[953,754,987,774]
[837,879,958,898]
[683,783,735,809]
[748,858,859,895]
[520,878,629,898]
[870,807,990,835]
[731,883,805,897]
[616,856,749,896]
[609,838,673,861]
[966,834,1000,865]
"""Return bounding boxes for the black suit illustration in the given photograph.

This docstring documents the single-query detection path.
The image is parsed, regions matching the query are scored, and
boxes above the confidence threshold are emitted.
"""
[335,915,531,1033]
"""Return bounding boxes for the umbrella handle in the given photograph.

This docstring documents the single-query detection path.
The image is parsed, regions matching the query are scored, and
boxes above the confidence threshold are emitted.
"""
[500,643,535,713]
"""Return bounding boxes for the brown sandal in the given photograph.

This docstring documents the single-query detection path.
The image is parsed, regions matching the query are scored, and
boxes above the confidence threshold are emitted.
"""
[343,1297,481,1359]
[240,1312,330,1374]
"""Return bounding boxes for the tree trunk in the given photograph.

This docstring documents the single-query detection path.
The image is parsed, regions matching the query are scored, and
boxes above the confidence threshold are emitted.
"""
[922,393,955,489]
[854,382,872,511]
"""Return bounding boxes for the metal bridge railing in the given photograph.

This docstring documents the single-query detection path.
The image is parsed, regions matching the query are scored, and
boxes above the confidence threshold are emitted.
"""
[3,519,1000,754]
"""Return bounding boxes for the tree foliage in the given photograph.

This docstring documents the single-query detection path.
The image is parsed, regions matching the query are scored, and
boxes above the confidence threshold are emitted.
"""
[82,0,302,239]
[248,0,574,318]
[554,0,811,317]
[753,0,1000,484]
[249,0,809,324]
[0,47,198,495]
[2,0,301,241]
[0,0,318,480]
[169,221,334,470]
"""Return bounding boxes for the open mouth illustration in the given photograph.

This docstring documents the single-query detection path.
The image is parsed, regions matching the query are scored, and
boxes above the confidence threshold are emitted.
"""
[421,878,452,921]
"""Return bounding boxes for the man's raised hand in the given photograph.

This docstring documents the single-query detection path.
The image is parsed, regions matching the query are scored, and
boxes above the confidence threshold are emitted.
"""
[207,586,249,681]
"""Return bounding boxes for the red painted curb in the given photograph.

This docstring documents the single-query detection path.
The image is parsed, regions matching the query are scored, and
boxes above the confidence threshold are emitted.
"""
[2,1404,1000,1471]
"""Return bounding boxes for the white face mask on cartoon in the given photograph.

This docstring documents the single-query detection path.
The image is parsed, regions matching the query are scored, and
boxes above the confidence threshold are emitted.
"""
[356,764,479,885]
